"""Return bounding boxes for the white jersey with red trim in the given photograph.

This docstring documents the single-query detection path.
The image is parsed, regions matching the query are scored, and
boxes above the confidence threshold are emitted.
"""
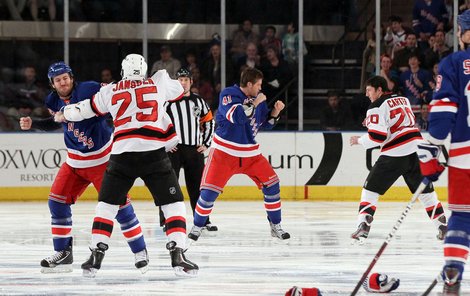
[91,70,184,154]
[358,93,423,156]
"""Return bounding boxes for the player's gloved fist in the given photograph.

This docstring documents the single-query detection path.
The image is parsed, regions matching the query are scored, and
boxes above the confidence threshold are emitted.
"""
[363,273,400,293]
[285,286,322,296]
[417,143,445,181]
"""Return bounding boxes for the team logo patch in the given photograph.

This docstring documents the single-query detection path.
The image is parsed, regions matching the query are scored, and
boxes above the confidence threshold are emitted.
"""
[435,74,442,91]
[192,106,201,117]
[169,187,176,194]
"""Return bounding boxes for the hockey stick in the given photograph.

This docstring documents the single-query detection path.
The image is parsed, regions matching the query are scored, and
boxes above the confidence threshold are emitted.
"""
[421,277,438,296]
[350,178,430,296]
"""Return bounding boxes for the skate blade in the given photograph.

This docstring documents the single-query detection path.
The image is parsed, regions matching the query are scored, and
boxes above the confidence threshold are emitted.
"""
[174,267,198,278]
[350,237,366,245]
[82,268,98,278]
[40,265,73,274]
[138,265,149,274]
[272,237,290,245]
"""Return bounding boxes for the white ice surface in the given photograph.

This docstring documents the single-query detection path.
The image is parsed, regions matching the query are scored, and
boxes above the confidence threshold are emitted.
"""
[0,201,461,295]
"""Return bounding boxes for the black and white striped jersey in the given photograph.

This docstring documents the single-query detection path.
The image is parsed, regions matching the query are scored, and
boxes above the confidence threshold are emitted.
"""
[166,92,215,147]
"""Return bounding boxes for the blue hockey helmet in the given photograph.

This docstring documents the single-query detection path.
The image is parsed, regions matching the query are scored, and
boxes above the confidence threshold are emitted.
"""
[458,9,470,34]
[47,61,73,82]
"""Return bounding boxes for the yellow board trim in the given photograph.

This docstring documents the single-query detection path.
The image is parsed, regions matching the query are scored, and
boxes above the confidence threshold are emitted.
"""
[0,186,448,202]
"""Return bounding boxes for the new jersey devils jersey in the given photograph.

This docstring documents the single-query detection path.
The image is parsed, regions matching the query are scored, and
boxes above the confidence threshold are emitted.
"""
[45,81,113,168]
[90,70,184,154]
[212,85,275,157]
[430,48,470,169]
[359,93,423,156]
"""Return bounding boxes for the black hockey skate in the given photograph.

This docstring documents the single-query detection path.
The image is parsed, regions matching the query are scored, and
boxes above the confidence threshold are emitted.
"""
[351,214,373,245]
[443,267,461,295]
[134,248,149,274]
[270,221,290,240]
[166,241,198,277]
[40,244,73,273]
[204,220,218,232]
[81,242,108,278]
[436,215,448,241]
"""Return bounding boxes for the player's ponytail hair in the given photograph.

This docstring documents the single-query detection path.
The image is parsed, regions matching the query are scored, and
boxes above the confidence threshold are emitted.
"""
[240,68,263,87]
[366,75,389,92]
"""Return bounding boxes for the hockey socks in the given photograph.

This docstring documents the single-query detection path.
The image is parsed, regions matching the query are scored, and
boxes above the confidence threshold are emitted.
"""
[162,201,187,248]
[263,182,282,224]
[194,189,218,227]
[116,203,145,253]
[90,202,119,248]
[49,200,73,251]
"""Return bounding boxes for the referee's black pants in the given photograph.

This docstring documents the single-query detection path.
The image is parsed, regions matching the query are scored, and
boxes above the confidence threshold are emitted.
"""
[159,144,212,226]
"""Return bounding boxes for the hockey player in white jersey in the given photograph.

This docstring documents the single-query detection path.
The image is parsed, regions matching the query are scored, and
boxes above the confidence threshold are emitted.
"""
[55,54,198,277]
[349,75,447,244]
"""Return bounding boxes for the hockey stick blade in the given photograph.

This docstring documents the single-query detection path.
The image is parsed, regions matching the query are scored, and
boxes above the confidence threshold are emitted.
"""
[350,178,430,296]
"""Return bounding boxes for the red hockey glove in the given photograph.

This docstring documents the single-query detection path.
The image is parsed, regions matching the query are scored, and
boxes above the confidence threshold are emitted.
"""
[417,143,445,182]
[363,273,400,293]
[285,286,322,296]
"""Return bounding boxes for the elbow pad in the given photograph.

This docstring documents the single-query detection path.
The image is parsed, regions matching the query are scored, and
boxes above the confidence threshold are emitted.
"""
[267,114,280,125]
[63,99,96,121]
[243,103,255,117]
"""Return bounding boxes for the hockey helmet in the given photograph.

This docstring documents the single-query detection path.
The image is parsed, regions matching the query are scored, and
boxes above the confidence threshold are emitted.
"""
[458,9,470,34]
[47,61,73,83]
[121,54,148,80]
[176,68,192,79]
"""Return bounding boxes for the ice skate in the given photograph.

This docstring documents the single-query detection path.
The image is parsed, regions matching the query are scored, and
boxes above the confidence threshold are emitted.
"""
[270,222,290,240]
[81,243,108,278]
[436,215,448,241]
[443,267,461,295]
[134,248,149,274]
[351,214,373,245]
[188,225,203,242]
[40,245,73,273]
[204,222,218,232]
[166,241,198,277]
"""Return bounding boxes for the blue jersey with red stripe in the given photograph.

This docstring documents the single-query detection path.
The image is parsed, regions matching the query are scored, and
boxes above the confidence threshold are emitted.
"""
[212,85,275,157]
[45,81,113,168]
[430,48,470,169]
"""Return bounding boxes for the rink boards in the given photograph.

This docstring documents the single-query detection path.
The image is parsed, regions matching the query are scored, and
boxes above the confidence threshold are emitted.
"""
[0,132,449,201]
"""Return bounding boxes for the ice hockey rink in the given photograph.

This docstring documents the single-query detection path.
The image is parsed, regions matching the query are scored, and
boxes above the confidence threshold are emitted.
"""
[0,200,460,295]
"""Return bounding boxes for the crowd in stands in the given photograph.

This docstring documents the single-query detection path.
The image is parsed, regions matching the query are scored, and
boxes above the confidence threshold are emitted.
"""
[0,19,306,131]
[2,0,465,132]
[360,0,468,132]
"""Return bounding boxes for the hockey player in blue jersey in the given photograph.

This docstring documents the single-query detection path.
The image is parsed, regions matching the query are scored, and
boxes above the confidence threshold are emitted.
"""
[418,9,470,293]
[188,67,290,243]
[19,62,148,274]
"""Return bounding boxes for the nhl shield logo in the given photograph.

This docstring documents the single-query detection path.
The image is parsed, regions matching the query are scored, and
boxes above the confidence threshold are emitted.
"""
[192,106,201,117]
[169,187,176,195]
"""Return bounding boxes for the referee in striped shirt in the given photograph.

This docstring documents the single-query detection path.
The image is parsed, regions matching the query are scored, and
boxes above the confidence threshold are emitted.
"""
[160,68,217,231]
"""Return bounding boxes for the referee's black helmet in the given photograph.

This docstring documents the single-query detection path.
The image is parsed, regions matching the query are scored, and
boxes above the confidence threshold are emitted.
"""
[176,68,192,79]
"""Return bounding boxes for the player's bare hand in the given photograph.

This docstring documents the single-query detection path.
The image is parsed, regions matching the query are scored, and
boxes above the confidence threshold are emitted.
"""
[274,100,285,112]
[19,117,32,130]
[197,145,207,153]
[169,146,178,153]
[253,93,267,107]
[54,111,66,123]
[350,136,360,146]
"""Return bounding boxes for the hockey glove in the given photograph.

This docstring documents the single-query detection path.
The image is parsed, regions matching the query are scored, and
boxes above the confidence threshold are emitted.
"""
[363,273,400,293]
[417,143,445,182]
[285,286,322,296]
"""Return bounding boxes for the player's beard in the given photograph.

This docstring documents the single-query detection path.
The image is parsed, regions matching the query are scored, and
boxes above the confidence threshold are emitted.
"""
[55,84,73,98]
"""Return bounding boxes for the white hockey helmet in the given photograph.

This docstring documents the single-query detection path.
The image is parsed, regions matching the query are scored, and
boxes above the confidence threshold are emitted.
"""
[121,54,148,80]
